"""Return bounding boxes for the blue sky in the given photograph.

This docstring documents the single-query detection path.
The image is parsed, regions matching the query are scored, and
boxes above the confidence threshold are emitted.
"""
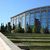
[0,0,50,26]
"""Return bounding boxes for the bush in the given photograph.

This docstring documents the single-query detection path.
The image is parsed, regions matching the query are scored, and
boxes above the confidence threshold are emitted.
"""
[26,24,32,33]
[44,27,49,34]
[17,22,25,33]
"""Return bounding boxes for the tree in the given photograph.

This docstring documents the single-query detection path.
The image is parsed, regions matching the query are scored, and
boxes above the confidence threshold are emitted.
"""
[7,22,12,33]
[13,24,16,30]
[1,23,5,33]
[4,24,8,33]
[33,18,41,33]
[44,27,49,34]
[17,22,24,33]
[26,23,32,33]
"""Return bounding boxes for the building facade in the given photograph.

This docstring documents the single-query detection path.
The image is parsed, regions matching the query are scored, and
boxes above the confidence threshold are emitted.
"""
[11,6,50,31]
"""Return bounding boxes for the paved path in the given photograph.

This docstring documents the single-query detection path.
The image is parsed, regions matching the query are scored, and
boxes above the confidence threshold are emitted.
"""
[0,32,21,50]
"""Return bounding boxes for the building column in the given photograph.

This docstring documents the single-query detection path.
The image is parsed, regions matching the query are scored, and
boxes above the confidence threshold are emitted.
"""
[29,12,31,25]
[46,9,48,28]
[24,13,26,32]
[40,8,42,24]
[40,8,44,34]
[11,18,12,25]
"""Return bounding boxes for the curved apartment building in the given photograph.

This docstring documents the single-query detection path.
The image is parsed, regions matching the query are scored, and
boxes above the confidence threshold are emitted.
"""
[11,6,50,31]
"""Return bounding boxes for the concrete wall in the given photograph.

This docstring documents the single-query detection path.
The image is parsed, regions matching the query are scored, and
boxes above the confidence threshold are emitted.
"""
[0,32,21,50]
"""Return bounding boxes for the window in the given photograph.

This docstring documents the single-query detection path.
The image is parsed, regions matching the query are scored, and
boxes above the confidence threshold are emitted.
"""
[30,13,34,25]
[21,16,25,28]
[35,12,40,21]
[48,9,50,30]
[13,17,16,25]
[16,16,20,27]
[26,13,30,25]
[41,11,47,28]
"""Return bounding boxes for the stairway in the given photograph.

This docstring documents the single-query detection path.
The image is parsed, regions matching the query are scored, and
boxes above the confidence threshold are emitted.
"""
[5,33,50,50]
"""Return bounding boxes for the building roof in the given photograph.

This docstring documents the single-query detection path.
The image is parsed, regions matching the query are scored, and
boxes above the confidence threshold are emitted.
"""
[11,6,50,19]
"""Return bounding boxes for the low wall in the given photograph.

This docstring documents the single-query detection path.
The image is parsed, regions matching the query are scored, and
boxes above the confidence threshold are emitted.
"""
[0,32,21,50]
